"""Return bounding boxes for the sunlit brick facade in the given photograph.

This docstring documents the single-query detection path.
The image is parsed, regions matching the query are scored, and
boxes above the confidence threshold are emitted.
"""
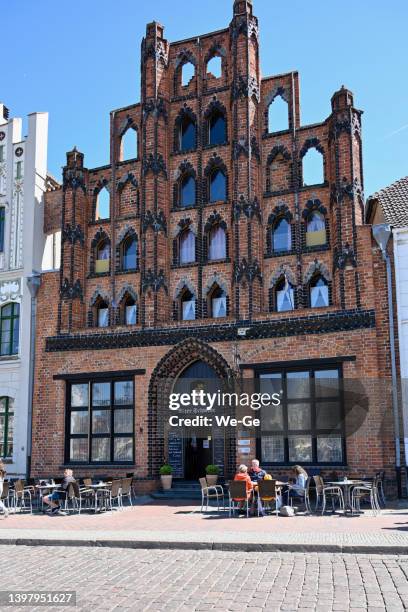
[32,0,398,493]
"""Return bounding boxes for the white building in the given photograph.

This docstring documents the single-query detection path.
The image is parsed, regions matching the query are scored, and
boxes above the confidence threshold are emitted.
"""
[0,102,56,477]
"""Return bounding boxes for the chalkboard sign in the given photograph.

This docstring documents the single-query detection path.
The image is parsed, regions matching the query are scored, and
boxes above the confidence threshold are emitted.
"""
[168,432,183,478]
[213,437,224,477]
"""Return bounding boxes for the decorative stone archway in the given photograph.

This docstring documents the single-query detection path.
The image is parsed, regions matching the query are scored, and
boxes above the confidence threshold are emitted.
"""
[148,338,234,479]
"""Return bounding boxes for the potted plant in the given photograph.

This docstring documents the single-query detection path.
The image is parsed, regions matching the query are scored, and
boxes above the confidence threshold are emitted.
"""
[159,464,173,490]
[205,464,220,486]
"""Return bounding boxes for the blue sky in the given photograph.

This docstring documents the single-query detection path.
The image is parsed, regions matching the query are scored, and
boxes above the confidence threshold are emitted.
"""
[2,0,407,197]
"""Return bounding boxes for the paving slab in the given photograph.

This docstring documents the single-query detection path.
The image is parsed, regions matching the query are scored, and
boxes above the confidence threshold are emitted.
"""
[1,501,408,553]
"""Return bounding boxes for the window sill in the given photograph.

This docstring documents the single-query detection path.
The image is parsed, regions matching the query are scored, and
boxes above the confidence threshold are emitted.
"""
[204,258,230,265]
[61,463,134,469]
[0,355,20,362]
[115,268,140,275]
[88,219,111,226]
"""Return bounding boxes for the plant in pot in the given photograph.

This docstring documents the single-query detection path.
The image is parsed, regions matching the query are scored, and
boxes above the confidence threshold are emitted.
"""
[159,464,173,490]
[205,464,220,486]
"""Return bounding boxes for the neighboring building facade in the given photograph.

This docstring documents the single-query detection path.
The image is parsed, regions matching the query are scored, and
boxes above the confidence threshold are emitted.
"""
[32,0,397,492]
[0,102,51,477]
[366,176,408,478]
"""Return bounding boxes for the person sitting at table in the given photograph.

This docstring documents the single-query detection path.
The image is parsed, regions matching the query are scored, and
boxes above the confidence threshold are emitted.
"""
[233,464,253,511]
[43,468,75,514]
[0,460,9,518]
[286,465,308,505]
[248,459,267,483]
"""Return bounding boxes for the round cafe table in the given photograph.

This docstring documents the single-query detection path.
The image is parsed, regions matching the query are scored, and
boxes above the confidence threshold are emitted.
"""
[327,480,365,513]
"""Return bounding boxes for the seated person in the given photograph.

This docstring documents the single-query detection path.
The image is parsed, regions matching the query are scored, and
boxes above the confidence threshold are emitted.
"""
[43,468,75,514]
[287,465,308,505]
[233,464,254,508]
[248,459,267,483]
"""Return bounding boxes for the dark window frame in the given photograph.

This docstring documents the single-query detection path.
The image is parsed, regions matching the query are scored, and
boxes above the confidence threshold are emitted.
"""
[65,377,135,465]
[0,302,20,356]
[256,363,346,467]
[0,396,14,458]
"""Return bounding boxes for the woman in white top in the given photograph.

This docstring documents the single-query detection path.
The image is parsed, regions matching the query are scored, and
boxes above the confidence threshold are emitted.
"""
[0,460,9,518]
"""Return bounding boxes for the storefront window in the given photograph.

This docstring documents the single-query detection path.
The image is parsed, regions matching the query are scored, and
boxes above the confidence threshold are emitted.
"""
[259,366,343,465]
[66,379,134,464]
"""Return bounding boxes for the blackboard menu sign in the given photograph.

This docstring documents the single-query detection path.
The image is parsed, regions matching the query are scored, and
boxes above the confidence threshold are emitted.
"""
[213,437,224,477]
[168,432,183,478]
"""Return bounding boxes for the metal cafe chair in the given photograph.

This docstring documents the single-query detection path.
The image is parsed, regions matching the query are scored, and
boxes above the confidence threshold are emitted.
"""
[228,480,250,518]
[107,480,122,511]
[314,475,344,515]
[199,477,224,513]
[351,475,381,516]
[64,481,95,514]
[257,479,279,517]
[13,480,33,514]
[120,478,133,507]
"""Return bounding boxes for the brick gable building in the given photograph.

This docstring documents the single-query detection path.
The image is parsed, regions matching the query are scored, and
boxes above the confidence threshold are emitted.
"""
[32,0,397,492]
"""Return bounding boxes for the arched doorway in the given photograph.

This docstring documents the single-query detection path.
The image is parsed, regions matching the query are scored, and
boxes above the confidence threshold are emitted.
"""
[177,361,218,480]
[148,338,234,480]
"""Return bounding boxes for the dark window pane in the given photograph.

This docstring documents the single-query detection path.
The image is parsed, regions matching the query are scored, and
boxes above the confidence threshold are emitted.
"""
[262,436,284,462]
[114,409,133,433]
[70,411,88,435]
[273,218,291,251]
[287,372,310,399]
[180,176,196,206]
[180,119,195,151]
[210,170,226,202]
[92,382,110,406]
[261,404,284,431]
[315,370,339,397]
[71,384,88,407]
[317,436,342,462]
[92,409,111,434]
[70,438,88,462]
[92,438,110,462]
[288,403,311,430]
[316,401,342,430]
[114,437,133,462]
[288,435,312,462]
[209,114,226,145]
[114,381,133,405]
[260,373,282,395]
[12,317,19,354]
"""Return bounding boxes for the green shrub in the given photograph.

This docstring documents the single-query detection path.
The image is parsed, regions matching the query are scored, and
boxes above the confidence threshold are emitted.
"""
[159,464,173,476]
[205,464,220,475]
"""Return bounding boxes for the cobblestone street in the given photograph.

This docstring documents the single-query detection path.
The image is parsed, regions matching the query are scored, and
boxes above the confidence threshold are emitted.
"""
[1,545,408,611]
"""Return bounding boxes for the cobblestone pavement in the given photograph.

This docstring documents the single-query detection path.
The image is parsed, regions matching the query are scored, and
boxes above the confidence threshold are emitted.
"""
[1,546,408,611]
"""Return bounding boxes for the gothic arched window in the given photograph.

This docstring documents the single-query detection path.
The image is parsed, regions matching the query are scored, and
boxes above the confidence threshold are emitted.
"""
[179,229,196,264]
[275,277,295,312]
[272,218,291,252]
[310,275,329,308]
[121,235,138,271]
[181,289,195,321]
[208,111,226,145]
[180,175,196,207]
[306,211,326,247]
[208,225,226,260]
[209,169,226,203]
[179,116,196,152]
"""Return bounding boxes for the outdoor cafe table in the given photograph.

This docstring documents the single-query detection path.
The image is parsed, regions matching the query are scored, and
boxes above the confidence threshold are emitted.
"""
[327,480,365,514]
[35,483,61,509]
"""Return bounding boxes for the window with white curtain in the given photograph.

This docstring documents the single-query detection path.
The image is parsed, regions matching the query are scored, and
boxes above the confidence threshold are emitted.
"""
[307,211,325,232]
[179,230,195,264]
[273,218,291,252]
[97,305,109,328]
[276,278,294,312]
[310,276,329,308]
[211,288,227,318]
[125,300,137,325]
[181,291,195,321]
[208,225,226,260]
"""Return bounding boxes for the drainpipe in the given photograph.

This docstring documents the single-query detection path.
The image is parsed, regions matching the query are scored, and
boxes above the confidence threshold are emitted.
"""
[372,224,402,497]
[26,272,41,479]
